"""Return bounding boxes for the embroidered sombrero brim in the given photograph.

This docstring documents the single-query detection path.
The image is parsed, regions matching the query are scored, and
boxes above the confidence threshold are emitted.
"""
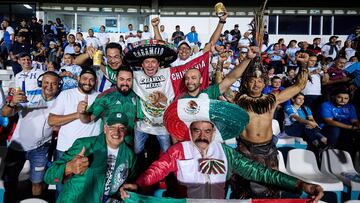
[164,98,249,141]
[123,39,177,66]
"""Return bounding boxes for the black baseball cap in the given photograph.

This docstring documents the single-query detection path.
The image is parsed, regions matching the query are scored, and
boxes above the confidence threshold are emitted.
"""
[74,42,81,48]
[80,68,97,79]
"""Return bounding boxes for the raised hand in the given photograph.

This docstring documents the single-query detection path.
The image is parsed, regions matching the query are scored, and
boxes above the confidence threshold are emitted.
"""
[151,17,160,27]
[297,52,310,64]
[86,45,96,59]
[77,95,88,114]
[219,7,228,21]
[65,146,89,175]
[247,46,259,59]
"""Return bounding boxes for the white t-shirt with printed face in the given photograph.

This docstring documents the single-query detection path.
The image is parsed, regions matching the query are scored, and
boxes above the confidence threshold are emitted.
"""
[10,97,55,151]
[50,88,101,151]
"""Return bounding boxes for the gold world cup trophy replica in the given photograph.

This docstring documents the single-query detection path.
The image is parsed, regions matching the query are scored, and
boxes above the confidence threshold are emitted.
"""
[214,2,226,17]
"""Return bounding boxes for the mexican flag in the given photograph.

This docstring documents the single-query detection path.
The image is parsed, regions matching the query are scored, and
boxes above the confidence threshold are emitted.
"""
[124,192,310,203]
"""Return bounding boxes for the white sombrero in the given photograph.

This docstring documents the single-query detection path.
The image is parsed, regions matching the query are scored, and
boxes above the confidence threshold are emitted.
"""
[164,98,249,142]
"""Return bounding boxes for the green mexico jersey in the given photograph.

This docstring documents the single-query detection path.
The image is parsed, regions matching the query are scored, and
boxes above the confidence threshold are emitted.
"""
[87,88,137,144]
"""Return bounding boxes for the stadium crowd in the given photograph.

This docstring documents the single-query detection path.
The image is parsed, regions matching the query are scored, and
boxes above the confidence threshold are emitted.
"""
[0,7,359,203]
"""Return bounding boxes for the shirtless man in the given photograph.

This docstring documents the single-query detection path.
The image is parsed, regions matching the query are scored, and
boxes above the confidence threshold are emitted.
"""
[231,54,309,198]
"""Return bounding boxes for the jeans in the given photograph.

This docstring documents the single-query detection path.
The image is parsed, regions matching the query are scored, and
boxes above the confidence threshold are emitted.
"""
[3,143,50,203]
[321,125,360,157]
[134,128,170,154]
[321,125,342,147]
[284,122,324,144]
[55,150,65,198]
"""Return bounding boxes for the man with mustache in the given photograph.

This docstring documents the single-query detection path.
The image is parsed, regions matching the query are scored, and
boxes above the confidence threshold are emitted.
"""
[45,112,137,202]
[120,98,323,202]
[48,68,101,196]
[2,71,62,202]
[231,54,309,198]
[78,66,137,145]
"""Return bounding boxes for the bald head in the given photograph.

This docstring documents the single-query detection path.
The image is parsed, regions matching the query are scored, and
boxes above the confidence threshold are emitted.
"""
[184,68,202,93]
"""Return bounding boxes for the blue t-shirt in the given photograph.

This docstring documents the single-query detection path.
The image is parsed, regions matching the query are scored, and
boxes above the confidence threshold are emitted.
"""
[284,104,312,126]
[320,101,358,125]
[345,62,360,87]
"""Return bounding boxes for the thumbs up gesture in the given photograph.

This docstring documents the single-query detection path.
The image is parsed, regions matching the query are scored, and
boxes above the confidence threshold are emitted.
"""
[65,146,89,176]
[77,95,88,114]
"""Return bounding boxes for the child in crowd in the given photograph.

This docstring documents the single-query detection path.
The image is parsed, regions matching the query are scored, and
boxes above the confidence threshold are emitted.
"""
[263,76,290,129]
[282,67,297,88]
[59,53,82,90]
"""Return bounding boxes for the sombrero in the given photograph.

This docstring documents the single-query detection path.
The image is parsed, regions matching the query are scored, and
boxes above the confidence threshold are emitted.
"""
[123,39,177,66]
[164,98,249,142]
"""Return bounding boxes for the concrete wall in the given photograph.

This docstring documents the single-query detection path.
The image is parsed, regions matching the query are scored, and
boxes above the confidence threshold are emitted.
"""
[152,16,254,47]
[63,14,348,47]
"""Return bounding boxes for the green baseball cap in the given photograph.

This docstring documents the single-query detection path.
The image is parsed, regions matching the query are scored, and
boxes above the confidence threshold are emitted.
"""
[105,112,128,126]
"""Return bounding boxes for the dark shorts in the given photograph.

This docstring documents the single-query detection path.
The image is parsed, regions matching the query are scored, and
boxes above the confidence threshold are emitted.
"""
[230,138,279,199]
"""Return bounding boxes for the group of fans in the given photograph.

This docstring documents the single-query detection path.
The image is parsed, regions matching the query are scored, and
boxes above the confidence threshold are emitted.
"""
[0,7,359,203]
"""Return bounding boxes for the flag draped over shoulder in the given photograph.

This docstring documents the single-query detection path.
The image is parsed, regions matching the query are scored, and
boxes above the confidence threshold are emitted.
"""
[170,51,210,97]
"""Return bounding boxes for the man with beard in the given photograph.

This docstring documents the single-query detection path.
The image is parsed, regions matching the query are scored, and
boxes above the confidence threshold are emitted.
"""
[78,66,137,145]
[320,90,360,155]
[48,68,101,195]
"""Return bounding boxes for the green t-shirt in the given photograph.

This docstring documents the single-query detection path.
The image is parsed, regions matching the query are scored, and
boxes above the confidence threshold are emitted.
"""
[87,88,137,144]
[178,84,221,99]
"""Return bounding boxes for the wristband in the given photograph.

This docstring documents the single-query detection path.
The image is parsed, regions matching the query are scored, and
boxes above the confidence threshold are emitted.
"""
[219,20,226,24]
